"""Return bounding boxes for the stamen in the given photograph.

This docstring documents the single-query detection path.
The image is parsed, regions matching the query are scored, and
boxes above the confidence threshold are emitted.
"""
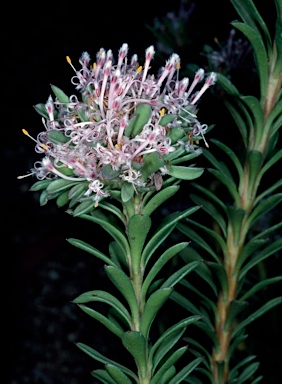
[22,129,47,150]
[66,56,77,72]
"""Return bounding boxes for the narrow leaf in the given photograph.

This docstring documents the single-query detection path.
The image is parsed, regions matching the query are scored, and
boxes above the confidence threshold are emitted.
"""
[140,288,173,338]
[122,331,147,378]
[239,276,282,301]
[165,165,204,180]
[238,238,282,278]
[141,206,201,266]
[161,261,200,289]
[231,21,269,102]
[105,364,133,384]
[72,290,131,325]
[151,346,188,384]
[76,343,137,381]
[128,214,151,273]
[142,242,189,299]
[150,316,202,372]
[78,304,124,338]
[232,297,282,338]
[142,185,180,216]
[225,300,249,329]
[105,266,138,317]
[91,369,117,384]
[46,178,79,194]
[169,357,204,384]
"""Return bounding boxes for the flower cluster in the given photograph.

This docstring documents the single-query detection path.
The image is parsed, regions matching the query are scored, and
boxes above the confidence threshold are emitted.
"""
[20,44,216,208]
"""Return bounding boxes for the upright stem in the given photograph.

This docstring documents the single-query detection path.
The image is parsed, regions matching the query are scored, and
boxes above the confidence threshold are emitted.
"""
[125,195,152,383]
[211,48,281,383]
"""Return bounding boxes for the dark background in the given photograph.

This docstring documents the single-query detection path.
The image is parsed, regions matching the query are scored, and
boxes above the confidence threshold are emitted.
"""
[3,1,281,383]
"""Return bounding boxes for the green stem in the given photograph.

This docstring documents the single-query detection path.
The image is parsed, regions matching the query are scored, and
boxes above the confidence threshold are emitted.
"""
[211,33,281,384]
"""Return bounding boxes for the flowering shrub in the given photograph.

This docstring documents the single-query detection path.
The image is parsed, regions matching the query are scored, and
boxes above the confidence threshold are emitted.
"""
[21,44,215,216]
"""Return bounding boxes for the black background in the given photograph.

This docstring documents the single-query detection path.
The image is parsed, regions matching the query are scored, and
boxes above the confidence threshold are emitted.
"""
[3,1,281,383]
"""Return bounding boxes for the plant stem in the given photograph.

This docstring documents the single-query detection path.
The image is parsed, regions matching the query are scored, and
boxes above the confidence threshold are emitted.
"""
[211,47,281,383]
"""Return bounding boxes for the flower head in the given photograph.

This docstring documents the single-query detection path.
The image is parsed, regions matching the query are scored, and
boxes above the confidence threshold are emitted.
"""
[20,44,216,210]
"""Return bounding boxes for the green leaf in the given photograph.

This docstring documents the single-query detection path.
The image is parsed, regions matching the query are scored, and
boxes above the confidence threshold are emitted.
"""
[72,290,131,326]
[255,179,282,205]
[98,201,127,225]
[140,288,173,338]
[67,238,117,267]
[230,0,272,51]
[189,193,227,237]
[165,165,204,180]
[109,241,126,268]
[246,193,282,228]
[56,190,69,207]
[77,212,130,258]
[183,337,212,364]
[39,189,49,205]
[91,369,117,384]
[131,103,152,137]
[240,237,282,280]
[48,130,70,145]
[105,365,133,384]
[210,138,244,180]
[51,84,70,103]
[46,178,79,194]
[177,222,222,264]
[161,261,200,289]
[29,179,52,191]
[78,304,124,338]
[179,247,218,296]
[185,218,227,254]
[239,276,282,301]
[232,297,282,338]
[158,366,176,383]
[251,221,282,241]
[128,214,151,273]
[226,333,248,363]
[247,150,263,192]
[242,97,264,147]
[229,355,257,381]
[68,183,88,199]
[191,182,228,212]
[225,300,249,329]
[150,346,188,384]
[274,0,282,75]
[122,331,147,378]
[238,362,260,382]
[142,185,180,216]
[206,262,229,302]
[159,113,177,126]
[226,207,246,245]
[215,72,240,97]
[170,291,202,317]
[236,238,268,271]
[168,127,185,144]
[141,206,201,266]
[73,199,95,216]
[105,266,138,318]
[141,152,165,181]
[169,357,204,384]
[76,343,137,381]
[231,22,269,103]
[170,150,203,165]
[224,100,248,147]
[150,316,202,371]
[208,168,240,205]
[180,280,218,315]
[33,103,49,118]
[121,181,135,203]
[142,242,189,299]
